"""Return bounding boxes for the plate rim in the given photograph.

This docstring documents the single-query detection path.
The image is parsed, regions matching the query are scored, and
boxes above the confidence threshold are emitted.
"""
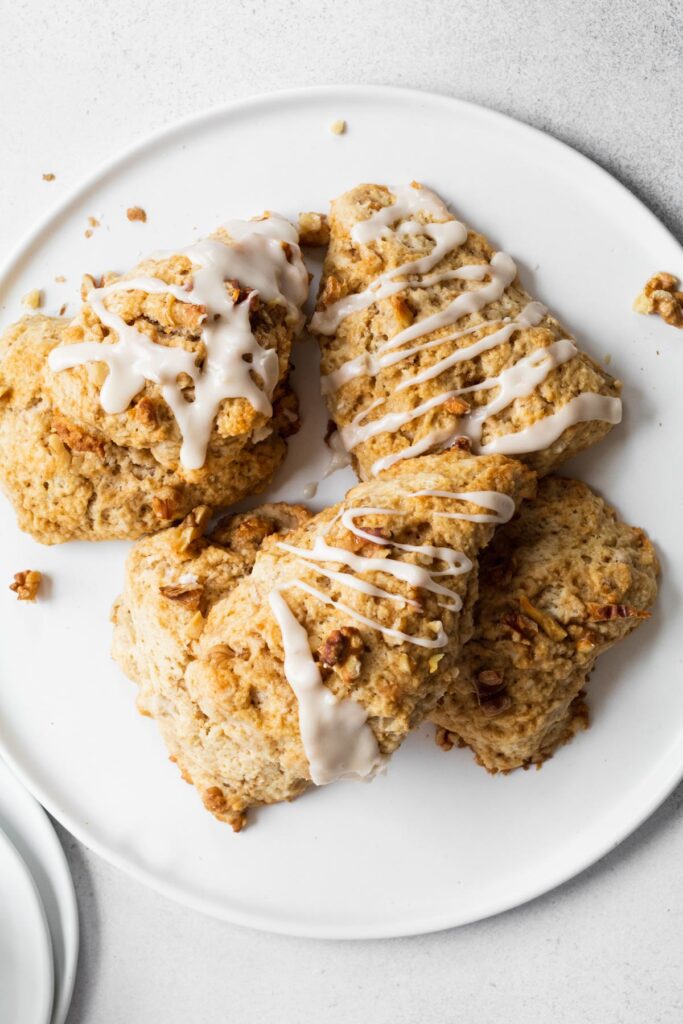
[0,83,682,939]
[0,759,79,1024]
[0,825,55,1024]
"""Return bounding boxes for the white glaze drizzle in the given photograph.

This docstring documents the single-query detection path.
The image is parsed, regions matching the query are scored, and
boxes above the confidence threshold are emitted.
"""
[314,183,621,472]
[48,216,308,470]
[268,590,385,785]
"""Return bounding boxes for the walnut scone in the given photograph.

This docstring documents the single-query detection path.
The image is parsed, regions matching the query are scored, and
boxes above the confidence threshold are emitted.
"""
[0,214,308,543]
[112,450,535,829]
[432,477,659,772]
[312,183,622,480]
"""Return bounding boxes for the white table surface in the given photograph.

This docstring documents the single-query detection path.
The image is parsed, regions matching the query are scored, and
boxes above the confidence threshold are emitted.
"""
[1,1,681,1020]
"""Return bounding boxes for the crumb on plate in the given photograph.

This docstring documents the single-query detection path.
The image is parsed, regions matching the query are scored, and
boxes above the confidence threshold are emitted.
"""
[21,289,42,310]
[42,172,55,182]
[127,206,147,223]
[9,570,42,601]
[633,272,683,329]
[330,119,346,135]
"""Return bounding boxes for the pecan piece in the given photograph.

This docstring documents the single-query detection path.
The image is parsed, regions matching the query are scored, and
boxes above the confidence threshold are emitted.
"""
[9,570,42,601]
[585,602,651,622]
[518,594,567,641]
[318,626,362,668]
[502,610,538,642]
[159,581,204,611]
[633,272,683,328]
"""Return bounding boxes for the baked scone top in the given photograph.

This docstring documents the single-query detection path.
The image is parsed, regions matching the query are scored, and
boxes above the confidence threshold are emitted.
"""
[47,215,308,470]
[312,183,622,479]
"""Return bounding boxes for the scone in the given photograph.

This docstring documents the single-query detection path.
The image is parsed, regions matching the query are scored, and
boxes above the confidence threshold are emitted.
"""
[431,477,658,771]
[0,214,308,543]
[312,183,622,480]
[112,450,535,829]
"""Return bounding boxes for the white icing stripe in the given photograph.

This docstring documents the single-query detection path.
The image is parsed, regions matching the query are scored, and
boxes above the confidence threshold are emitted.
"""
[268,591,385,786]
[478,393,623,455]
[268,487,514,784]
[48,216,308,470]
[350,183,451,244]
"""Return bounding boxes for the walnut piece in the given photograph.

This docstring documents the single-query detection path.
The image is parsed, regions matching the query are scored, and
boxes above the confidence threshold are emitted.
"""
[159,581,204,611]
[518,593,567,641]
[173,506,211,554]
[502,610,538,642]
[633,272,683,328]
[444,396,471,417]
[318,626,362,668]
[389,295,414,328]
[298,212,330,247]
[127,206,147,223]
[52,413,105,457]
[585,602,651,622]
[9,570,42,601]
[319,274,344,308]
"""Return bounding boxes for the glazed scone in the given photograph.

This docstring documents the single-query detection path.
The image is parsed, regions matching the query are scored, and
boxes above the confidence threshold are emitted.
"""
[112,450,535,829]
[0,214,308,543]
[312,183,622,480]
[431,477,659,771]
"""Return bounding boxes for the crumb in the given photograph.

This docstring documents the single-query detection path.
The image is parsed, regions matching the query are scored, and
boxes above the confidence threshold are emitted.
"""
[127,206,147,223]
[88,216,100,228]
[42,173,56,182]
[54,275,67,283]
[84,229,93,239]
[633,272,683,329]
[298,211,330,247]
[59,303,68,316]
[330,119,346,135]
[21,289,42,310]
[9,570,42,601]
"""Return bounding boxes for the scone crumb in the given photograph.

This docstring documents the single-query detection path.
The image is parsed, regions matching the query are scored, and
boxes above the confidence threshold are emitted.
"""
[127,206,147,223]
[330,119,346,135]
[84,229,93,239]
[21,289,42,309]
[297,211,330,247]
[633,272,683,328]
[42,172,56,181]
[9,570,42,601]
[54,275,67,283]
[435,726,455,751]
[88,216,100,228]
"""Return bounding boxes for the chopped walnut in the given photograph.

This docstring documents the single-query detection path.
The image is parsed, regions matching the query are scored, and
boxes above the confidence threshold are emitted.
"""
[21,289,42,310]
[151,491,181,521]
[319,274,344,308]
[389,295,414,328]
[633,272,683,328]
[330,119,346,135]
[502,610,538,642]
[518,594,567,641]
[447,435,472,453]
[575,629,601,653]
[9,570,42,601]
[52,414,105,457]
[585,602,651,622]
[127,206,147,223]
[159,581,204,611]
[479,693,512,717]
[42,172,56,182]
[133,396,158,427]
[174,506,211,554]
[206,643,234,669]
[444,396,471,417]
[318,626,362,668]
[435,726,455,752]
[298,211,330,247]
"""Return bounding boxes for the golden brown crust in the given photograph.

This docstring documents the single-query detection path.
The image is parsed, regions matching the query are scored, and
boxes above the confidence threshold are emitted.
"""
[314,183,621,479]
[112,451,535,828]
[431,477,659,771]
[0,316,297,543]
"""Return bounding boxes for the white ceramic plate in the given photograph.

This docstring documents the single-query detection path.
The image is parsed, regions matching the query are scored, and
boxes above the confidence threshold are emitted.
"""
[0,759,78,1024]
[0,86,681,939]
[0,827,53,1024]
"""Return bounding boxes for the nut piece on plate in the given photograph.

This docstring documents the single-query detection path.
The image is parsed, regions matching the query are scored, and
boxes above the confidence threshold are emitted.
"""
[0,211,310,543]
[126,206,147,223]
[431,476,659,772]
[9,570,42,601]
[111,449,534,830]
[633,272,683,328]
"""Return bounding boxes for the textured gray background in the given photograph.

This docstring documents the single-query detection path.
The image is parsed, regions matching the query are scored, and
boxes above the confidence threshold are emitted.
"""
[0,1,681,1021]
